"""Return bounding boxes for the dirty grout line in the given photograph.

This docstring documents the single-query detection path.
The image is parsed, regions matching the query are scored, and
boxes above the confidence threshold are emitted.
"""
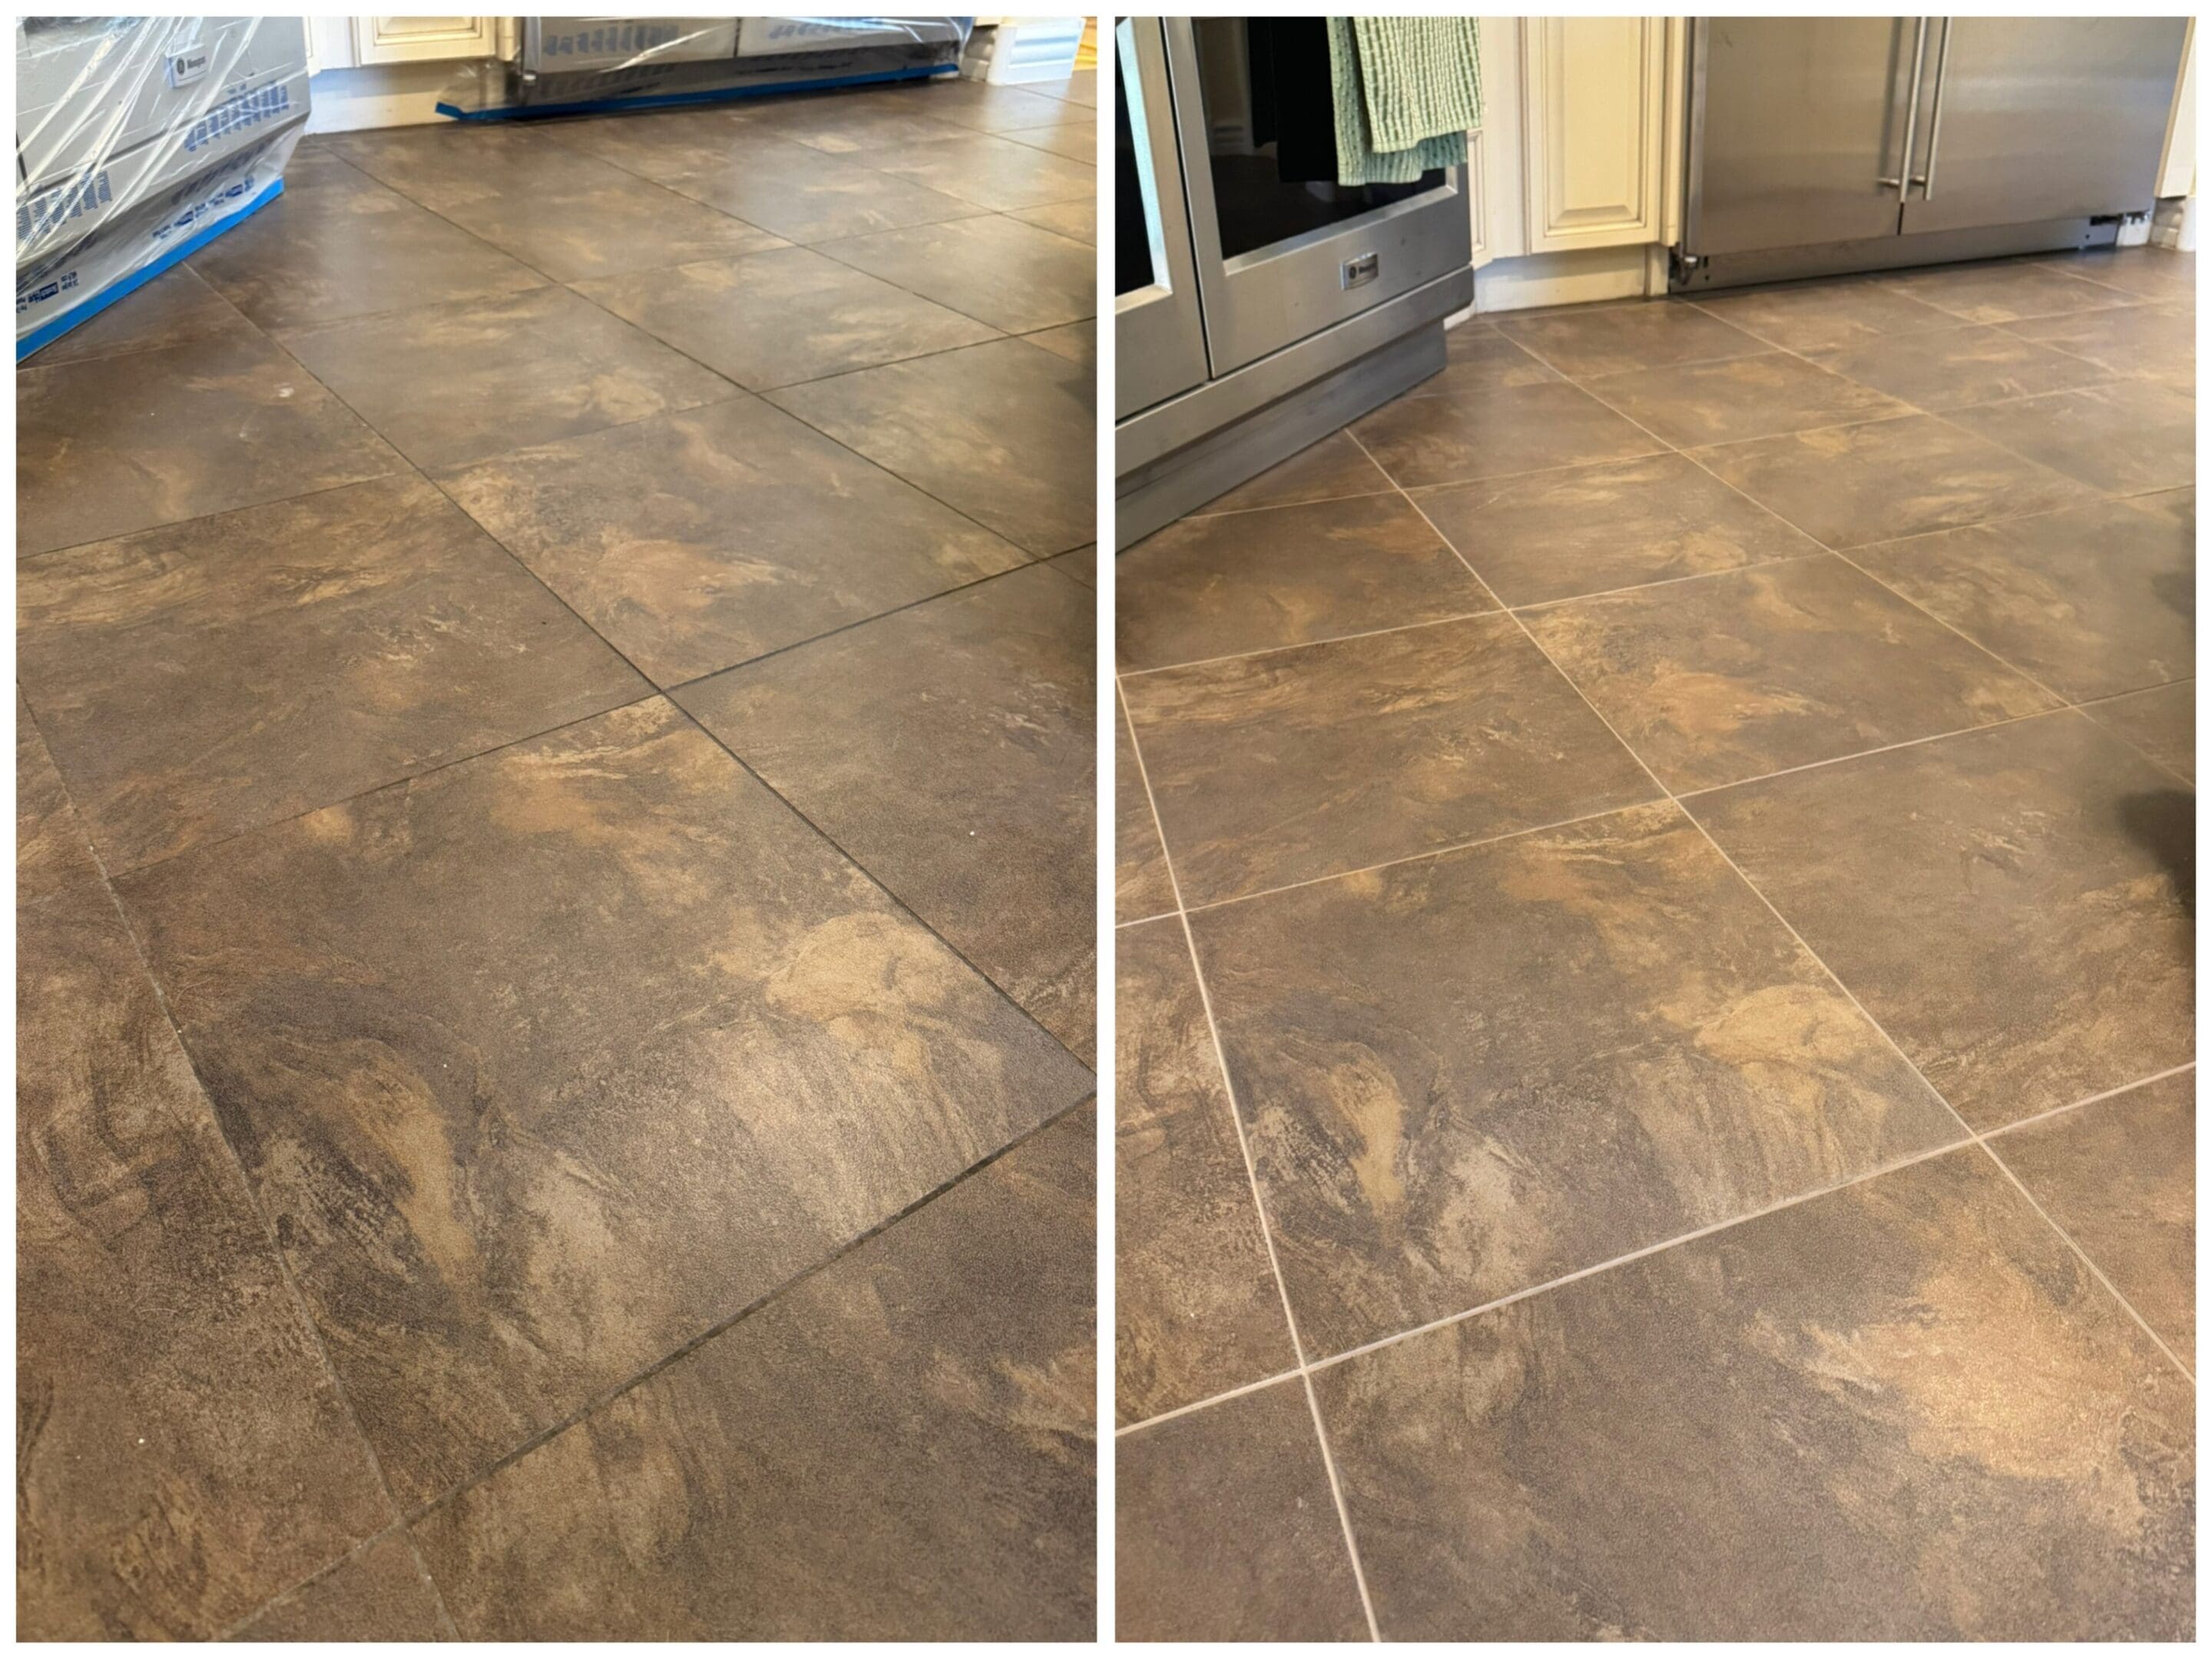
[75,830,464,1640]
[389,1091,1097,1531]
[1116,677,1383,1643]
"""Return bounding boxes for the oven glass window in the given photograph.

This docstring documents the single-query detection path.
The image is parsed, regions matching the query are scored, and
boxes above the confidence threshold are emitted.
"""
[1114,58,1155,297]
[1190,18,1444,262]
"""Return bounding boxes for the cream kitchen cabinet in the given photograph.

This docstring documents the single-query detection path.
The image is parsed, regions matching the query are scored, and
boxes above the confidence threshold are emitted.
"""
[351,17,502,65]
[1468,16,1689,306]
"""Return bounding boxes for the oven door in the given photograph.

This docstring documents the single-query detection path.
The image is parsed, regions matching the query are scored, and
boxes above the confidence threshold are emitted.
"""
[1115,17,1209,421]
[1165,15,1472,377]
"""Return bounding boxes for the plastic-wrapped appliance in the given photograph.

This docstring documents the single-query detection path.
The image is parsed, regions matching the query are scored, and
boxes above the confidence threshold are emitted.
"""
[15,15,310,359]
[438,16,973,120]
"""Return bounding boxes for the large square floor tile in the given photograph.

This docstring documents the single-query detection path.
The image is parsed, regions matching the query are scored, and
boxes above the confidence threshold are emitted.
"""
[1190,801,1958,1356]
[1685,277,1960,354]
[1007,197,1095,244]
[867,132,1095,210]
[1885,259,2134,324]
[1315,1147,2193,1640]
[1992,1071,2194,1363]
[1412,452,1823,607]
[276,286,735,469]
[1808,323,2105,411]
[17,691,101,904]
[2005,303,2195,390]
[187,147,547,330]
[1695,413,2094,548]
[1495,300,1766,377]
[1350,379,1665,490]
[1117,918,1293,1424]
[1116,706,1177,924]
[1422,324,1561,394]
[28,261,247,367]
[770,336,1093,555]
[329,125,783,281]
[19,871,395,1639]
[113,700,1091,1508]
[1851,491,2194,702]
[19,475,647,872]
[1693,711,2193,1129]
[1584,352,1911,447]
[680,563,1094,1059]
[819,214,1094,334]
[2086,680,2195,782]
[1120,613,1658,906]
[232,1532,449,1642]
[541,104,768,181]
[750,93,972,155]
[1524,555,2057,793]
[1118,492,1493,671]
[2038,245,2197,303]
[437,396,1025,687]
[908,77,1088,133]
[572,245,998,390]
[1003,121,1097,162]
[664,137,986,243]
[1117,1381,1368,1642]
[409,1104,1095,1640]
[1946,382,2195,496]
[17,324,402,556]
[1196,429,1394,515]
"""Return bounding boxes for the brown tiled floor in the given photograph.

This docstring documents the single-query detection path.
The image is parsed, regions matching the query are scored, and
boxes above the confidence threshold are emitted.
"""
[18,71,1094,1641]
[1117,247,2194,1640]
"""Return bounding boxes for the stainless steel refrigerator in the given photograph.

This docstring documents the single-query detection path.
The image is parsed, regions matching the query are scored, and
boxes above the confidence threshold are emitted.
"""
[1677,16,2190,290]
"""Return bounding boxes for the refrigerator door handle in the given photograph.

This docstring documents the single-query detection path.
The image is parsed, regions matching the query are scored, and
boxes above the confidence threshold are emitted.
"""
[1912,17,1955,197]
[1877,16,1931,195]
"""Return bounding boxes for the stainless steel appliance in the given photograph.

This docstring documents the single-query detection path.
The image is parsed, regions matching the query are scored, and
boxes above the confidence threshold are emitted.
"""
[1117,15,1473,545]
[1678,16,2190,289]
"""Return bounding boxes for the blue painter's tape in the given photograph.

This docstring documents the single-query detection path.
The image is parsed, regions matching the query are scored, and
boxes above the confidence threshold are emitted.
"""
[435,61,956,121]
[16,176,284,363]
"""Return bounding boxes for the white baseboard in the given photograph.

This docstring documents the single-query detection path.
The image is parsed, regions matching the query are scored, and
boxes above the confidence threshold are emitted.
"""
[305,63,465,134]
[1473,244,1655,314]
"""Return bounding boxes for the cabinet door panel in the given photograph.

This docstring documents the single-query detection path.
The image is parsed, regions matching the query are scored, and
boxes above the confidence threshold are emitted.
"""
[352,17,498,66]
[1522,17,1664,250]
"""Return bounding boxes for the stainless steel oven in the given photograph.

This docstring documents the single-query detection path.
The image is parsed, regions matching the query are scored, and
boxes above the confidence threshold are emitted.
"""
[1115,15,1475,544]
[1166,17,1471,376]
[1115,16,1207,421]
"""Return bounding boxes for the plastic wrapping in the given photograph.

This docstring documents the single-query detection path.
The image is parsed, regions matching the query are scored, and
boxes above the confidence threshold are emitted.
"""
[436,17,973,121]
[15,16,310,359]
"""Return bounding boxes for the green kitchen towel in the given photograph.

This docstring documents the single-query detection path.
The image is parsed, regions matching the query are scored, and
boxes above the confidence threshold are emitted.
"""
[1328,16,1482,187]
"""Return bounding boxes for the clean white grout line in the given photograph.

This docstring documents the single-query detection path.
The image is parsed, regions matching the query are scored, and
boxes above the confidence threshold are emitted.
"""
[1115,677,1382,1643]
[1172,800,1656,919]
[1112,1365,1306,1438]
[1349,421,2200,1392]
[1977,1138,2197,1385]
[1306,1134,1979,1373]
[1981,1061,2197,1142]
[1548,315,2187,774]
[1118,1051,2200,1436]
[1180,486,1402,522]
[1118,604,1505,680]
[1669,704,2068,800]
[1502,545,1826,614]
